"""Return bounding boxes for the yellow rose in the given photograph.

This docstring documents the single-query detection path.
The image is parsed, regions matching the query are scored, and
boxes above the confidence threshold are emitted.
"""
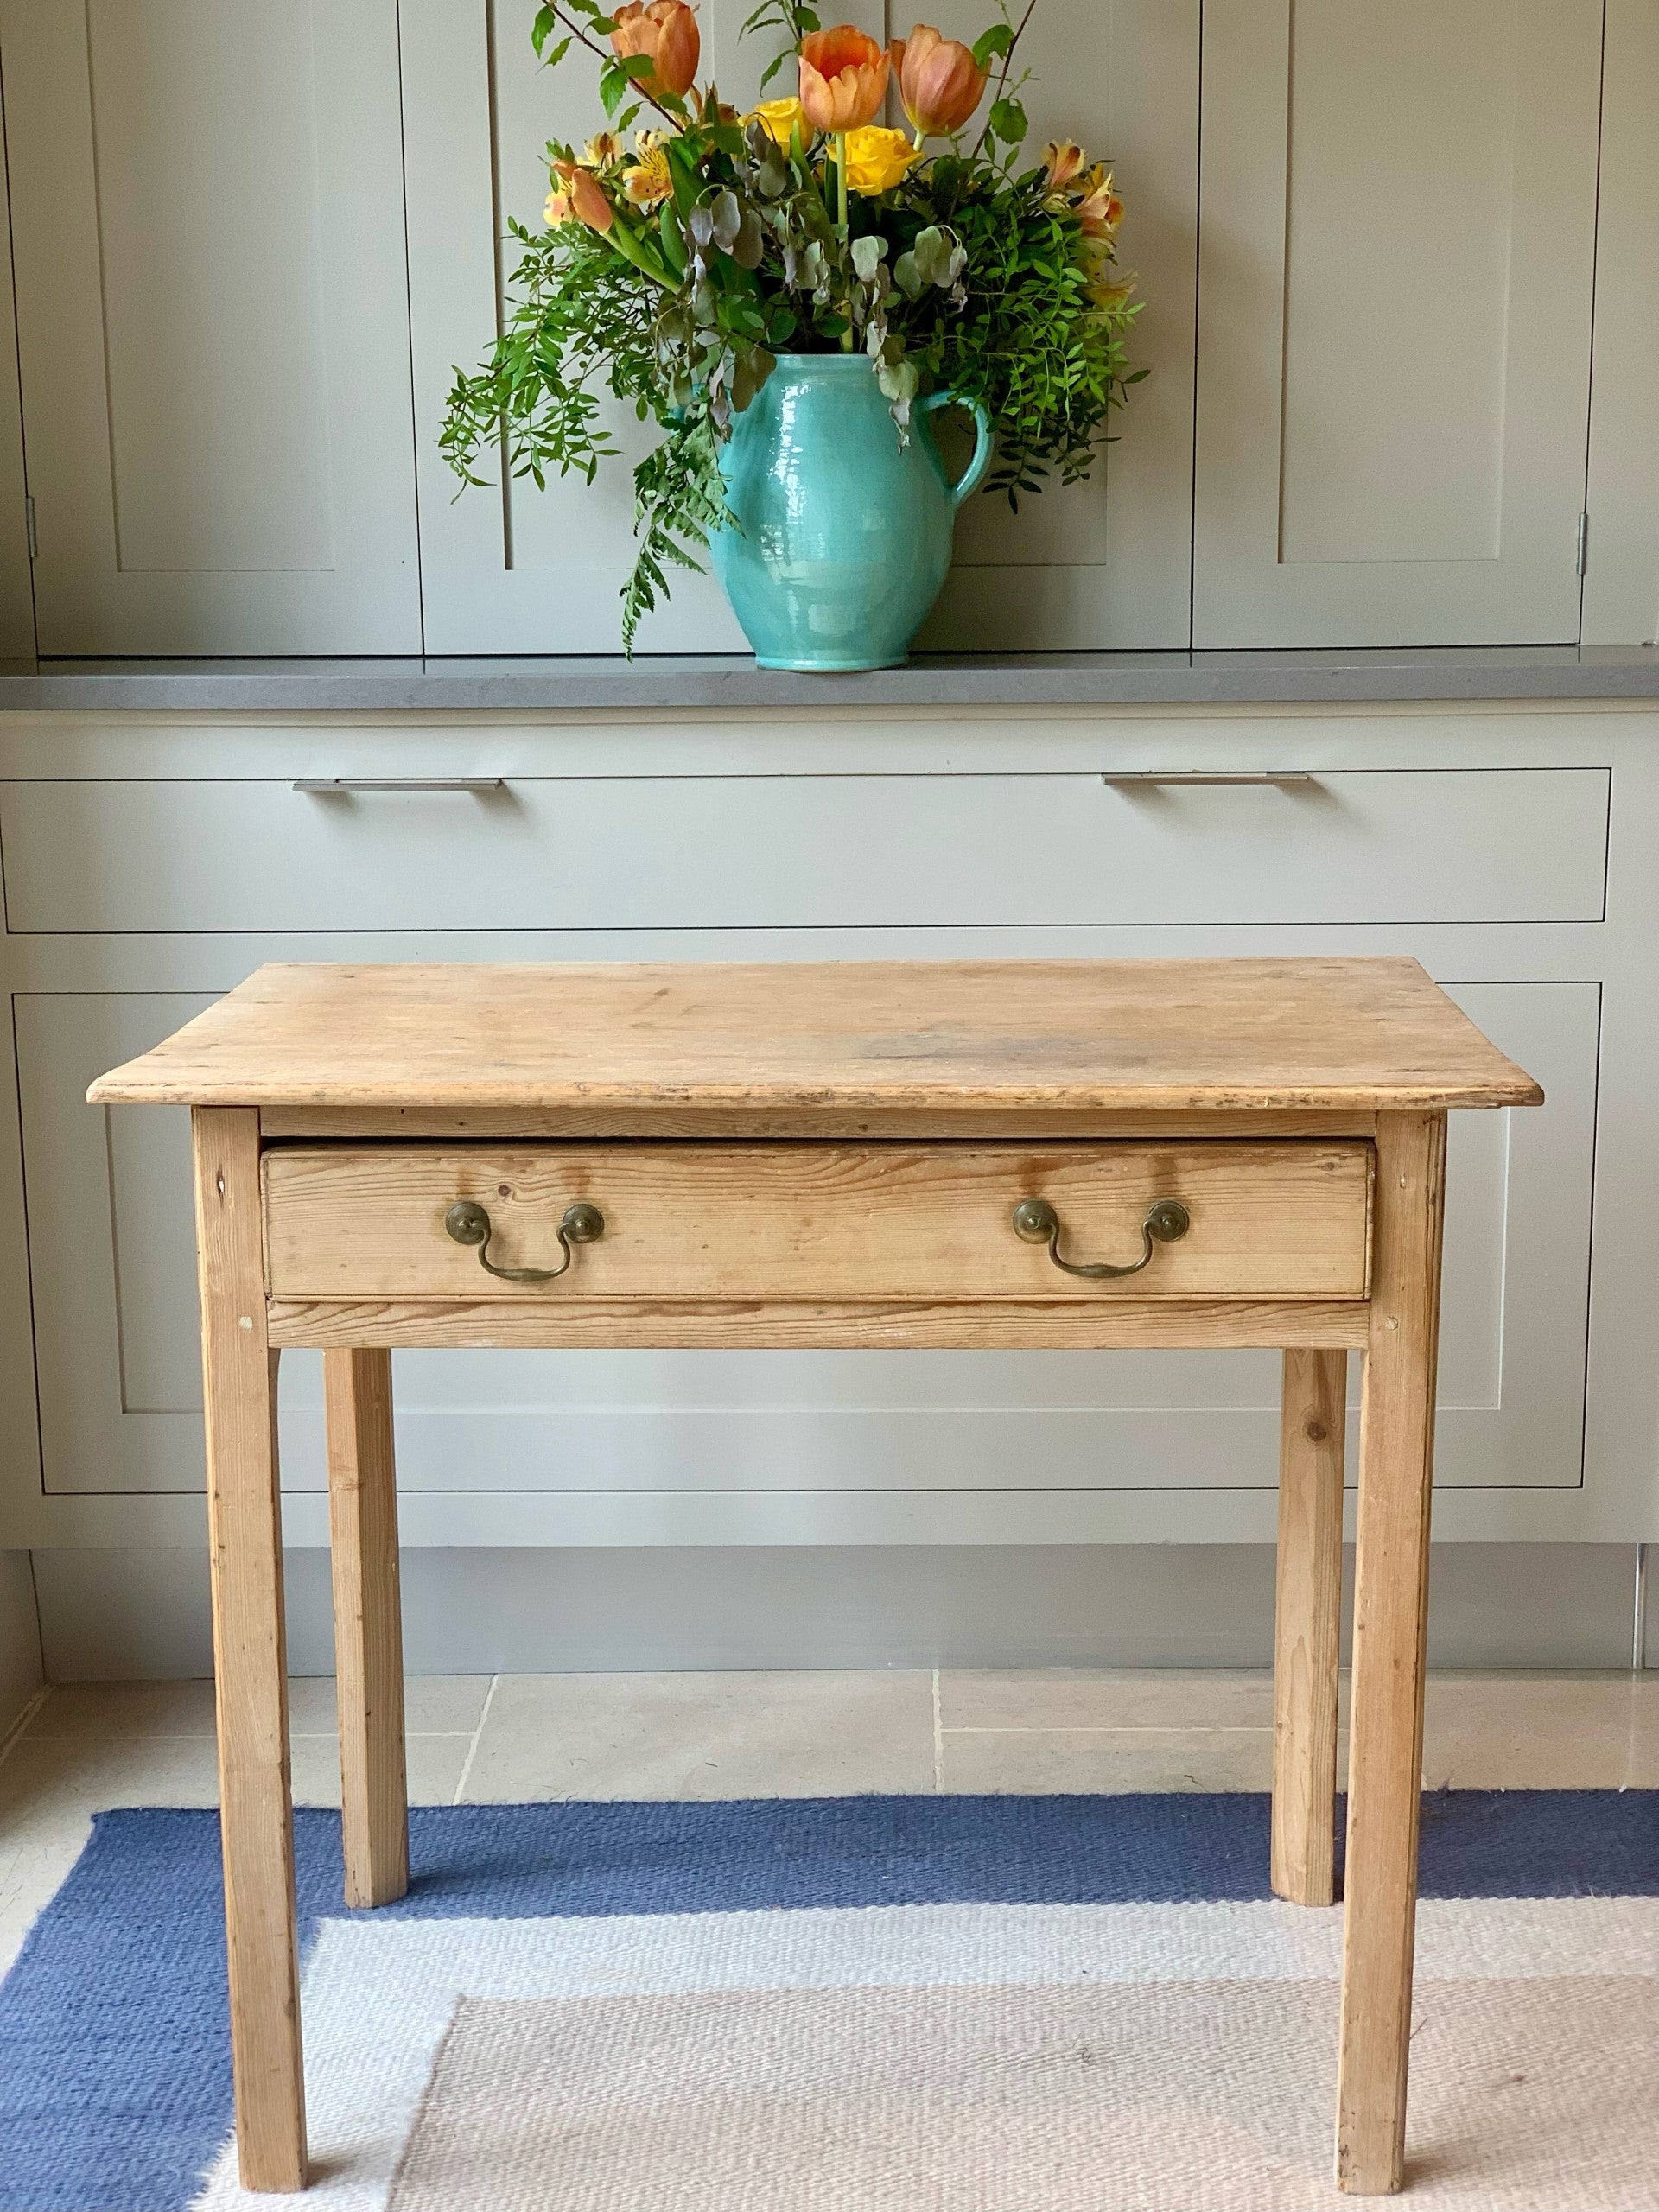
[747,96,805,148]
[842,124,921,195]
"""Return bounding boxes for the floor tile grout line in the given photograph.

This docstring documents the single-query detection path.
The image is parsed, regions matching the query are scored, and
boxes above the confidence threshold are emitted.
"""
[453,1673,499,1806]
[939,1724,1279,1738]
[931,1669,944,1792]
[0,1688,52,1772]
[21,1730,485,1745]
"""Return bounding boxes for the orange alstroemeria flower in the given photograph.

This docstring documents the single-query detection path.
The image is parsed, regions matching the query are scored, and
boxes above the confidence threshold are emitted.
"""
[798,25,889,133]
[1042,138,1086,192]
[610,0,700,103]
[545,158,614,233]
[888,24,987,139]
[1075,163,1123,240]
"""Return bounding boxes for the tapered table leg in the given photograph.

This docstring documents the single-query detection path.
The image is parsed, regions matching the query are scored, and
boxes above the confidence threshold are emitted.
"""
[325,1346,409,1908]
[1272,1345,1346,1907]
[194,1108,308,2193]
[1336,1112,1446,2195]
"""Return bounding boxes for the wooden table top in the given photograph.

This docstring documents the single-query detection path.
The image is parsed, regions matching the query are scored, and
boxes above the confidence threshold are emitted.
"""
[87,958,1542,1118]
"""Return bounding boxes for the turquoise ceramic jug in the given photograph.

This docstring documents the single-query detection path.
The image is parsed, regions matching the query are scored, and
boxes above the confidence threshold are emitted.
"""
[709,353,993,671]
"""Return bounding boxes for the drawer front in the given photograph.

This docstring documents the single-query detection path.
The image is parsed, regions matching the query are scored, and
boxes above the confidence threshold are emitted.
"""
[3,766,1608,931]
[263,1142,1374,1303]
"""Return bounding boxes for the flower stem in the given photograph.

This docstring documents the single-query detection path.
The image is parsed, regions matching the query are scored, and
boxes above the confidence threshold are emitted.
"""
[970,0,1040,156]
[836,130,852,352]
[604,216,673,288]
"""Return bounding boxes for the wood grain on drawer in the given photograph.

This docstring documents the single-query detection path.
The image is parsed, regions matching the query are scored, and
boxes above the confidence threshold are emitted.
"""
[6,766,1608,931]
[262,1142,1374,1303]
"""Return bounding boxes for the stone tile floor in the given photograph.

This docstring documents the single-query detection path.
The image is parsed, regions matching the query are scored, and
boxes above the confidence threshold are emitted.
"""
[1,1668,1655,1977]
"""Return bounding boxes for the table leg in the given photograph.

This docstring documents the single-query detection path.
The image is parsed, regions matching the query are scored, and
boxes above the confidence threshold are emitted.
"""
[1271,1346,1346,1907]
[1336,1112,1446,2195]
[325,1346,409,1908]
[194,1108,308,2193]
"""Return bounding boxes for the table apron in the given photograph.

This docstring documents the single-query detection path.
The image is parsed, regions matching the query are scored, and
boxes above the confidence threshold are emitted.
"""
[264,1295,1372,1351]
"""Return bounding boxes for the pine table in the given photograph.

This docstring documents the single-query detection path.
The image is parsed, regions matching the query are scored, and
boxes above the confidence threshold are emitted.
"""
[90,956,1542,2196]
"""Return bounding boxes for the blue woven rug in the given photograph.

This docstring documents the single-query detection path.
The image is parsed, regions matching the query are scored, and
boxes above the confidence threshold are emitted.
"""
[2,1792,1655,2211]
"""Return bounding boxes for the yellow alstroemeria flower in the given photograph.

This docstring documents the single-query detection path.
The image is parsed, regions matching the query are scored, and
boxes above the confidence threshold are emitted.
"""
[1087,270,1137,312]
[747,95,805,148]
[582,130,625,169]
[622,143,674,208]
[842,124,922,195]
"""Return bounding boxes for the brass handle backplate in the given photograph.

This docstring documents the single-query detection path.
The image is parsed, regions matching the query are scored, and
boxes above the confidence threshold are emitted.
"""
[444,1198,604,1283]
[1012,1195,1190,1280]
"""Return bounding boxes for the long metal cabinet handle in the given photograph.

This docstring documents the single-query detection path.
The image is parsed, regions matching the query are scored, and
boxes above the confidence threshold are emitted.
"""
[1011,1196,1191,1280]
[443,1198,605,1283]
[1100,771,1319,787]
[292,777,505,793]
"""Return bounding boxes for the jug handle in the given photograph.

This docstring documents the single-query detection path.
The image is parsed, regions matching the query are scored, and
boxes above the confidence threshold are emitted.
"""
[919,391,995,507]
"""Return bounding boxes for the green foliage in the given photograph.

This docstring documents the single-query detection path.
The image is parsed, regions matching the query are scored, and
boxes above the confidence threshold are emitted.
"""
[740,0,822,92]
[879,160,1142,506]
[440,2,1143,652]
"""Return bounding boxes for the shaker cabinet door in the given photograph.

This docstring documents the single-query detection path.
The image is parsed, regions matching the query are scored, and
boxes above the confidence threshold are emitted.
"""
[402,0,1198,654]
[0,0,422,654]
[402,0,798,657]
[912,0,1198,652]
[1192,0,1604,647]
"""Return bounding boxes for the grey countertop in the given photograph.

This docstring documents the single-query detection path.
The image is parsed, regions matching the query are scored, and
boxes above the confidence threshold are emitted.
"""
[0,645,1656,714]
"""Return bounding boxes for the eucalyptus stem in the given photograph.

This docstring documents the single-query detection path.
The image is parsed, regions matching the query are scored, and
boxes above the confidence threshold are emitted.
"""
[836,130,852,352]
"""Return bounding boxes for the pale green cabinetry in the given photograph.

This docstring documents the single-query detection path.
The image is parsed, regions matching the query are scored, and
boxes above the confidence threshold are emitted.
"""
[1,1,1651,654]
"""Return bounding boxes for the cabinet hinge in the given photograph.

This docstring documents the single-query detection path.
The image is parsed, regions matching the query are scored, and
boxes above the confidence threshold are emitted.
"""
[1575,510,1589,578]
[23,494,35,563]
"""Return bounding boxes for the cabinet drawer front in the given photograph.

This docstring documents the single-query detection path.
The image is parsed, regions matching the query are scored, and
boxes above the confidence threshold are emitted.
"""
[3,766,1607,932]
[263,1142,1373,1303]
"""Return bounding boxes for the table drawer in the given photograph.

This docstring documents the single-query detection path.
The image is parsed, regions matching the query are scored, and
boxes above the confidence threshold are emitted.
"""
[262,1142,1373,1302]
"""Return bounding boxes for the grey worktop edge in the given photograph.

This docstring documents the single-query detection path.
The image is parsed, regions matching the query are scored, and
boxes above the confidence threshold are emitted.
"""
[0,647,1656,713]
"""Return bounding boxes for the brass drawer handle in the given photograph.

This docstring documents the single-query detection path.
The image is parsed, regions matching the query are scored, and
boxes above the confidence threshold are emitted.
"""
[443,1198,604,1282]
[1012,1196,1191,1280]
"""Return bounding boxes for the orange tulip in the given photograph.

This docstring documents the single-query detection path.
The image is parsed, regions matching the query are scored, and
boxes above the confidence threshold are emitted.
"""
[798,25,889,133]
[545,158,614,233]
[888,24,987,139]
[610,0,700,103]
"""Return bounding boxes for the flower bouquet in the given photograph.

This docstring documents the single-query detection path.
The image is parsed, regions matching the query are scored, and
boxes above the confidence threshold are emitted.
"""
[441,0,1142,664]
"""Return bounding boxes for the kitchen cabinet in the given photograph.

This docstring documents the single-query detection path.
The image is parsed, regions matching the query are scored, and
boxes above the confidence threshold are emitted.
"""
[1193,0,1605,647]
[5,702,1645,1558]
[1,766,1611,934]
[0,0,1650,658]
[0,0,421,654]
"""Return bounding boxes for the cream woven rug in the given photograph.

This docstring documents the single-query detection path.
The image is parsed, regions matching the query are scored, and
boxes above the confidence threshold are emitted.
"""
[388,1969,1655,2210]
